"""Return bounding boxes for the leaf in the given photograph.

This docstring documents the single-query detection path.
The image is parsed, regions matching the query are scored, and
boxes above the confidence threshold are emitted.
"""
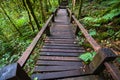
[79,52,96,64]
[34,77,38,80]
[89,29,97,36]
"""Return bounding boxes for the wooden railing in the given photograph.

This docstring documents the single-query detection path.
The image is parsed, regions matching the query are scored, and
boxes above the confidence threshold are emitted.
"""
[17,15,53,67]
[17,7,60,67]
[67,8,120,80]
[0,7,119,80]
[0,8,58,80]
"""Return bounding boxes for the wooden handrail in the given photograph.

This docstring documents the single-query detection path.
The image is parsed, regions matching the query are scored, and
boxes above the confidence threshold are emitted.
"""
[72,15,101,51]
[17,15,54,67]
[67,9,120,80]
[104,62,120,80]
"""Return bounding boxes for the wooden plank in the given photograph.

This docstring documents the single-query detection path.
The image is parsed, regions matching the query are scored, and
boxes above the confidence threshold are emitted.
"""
[44,44,80,47]
[34,66,82,72]
[58,75,102,80]
[45,38,75,41]
[45,41,76,44]
[48,37,74,39]
[41,48,85,53]
[36,60,83,66]
[0,63,31,80]
[40,52,80,57]
[45,41,77,44]
[31,70,90,80]
[42,46,84,50]
[104,62,120,80]
[38,56,81,61]
[89,48,117,74]
[45,39,75,41]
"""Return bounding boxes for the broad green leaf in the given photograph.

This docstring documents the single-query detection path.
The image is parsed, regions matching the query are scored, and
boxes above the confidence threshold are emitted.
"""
[79,52,96,64]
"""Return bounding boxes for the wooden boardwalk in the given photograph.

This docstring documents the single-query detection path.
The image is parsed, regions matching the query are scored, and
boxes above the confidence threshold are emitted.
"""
[31,9,100,80]
[0,5,119,80]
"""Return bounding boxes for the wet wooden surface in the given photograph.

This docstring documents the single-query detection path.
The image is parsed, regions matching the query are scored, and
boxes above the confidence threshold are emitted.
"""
[31,9,101,80]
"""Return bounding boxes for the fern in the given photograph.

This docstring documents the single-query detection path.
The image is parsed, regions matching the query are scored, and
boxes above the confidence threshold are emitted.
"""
[83,9,120,25]
[102,9,120,20]
[108,0,120,8]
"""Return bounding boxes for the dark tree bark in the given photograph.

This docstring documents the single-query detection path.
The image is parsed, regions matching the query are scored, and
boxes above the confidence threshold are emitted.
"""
[78,0,83,19]
[48,0,52,8]
[58,0,61,5]
[40,0,45,22]
[44,0,49,12]
[22,0,35,31]
[0,4,22,36]
[24,0,41,30]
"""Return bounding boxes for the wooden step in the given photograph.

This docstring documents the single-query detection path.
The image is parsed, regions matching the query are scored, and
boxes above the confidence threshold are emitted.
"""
[36,60,83,66]
[33,66,82,72]
[45,38,75,41]
[39,56,81,61]
[31,8,93,80]
[31,69,88,80]
[40,52,80,57]
[45,41,76,44]
[41,48,85,53]
[42,46,84,50]
[47,37,74,39]
[44,44,81,47]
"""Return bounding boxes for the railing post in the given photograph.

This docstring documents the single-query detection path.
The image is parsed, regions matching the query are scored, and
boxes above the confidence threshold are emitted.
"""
[46,25,51,36]
[75,26,80,35]
[89,48,117,74]
[66,9,70,17]
[104,62,120,80]
[52,12,55,22]
[70,13,74,23]
[0,63,31,80]
[55,8,58,16]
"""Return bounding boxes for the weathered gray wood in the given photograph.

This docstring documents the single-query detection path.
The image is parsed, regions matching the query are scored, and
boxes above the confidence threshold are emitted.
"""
[36,60,83,66]
[40,52,80,57]
[41,48,85,53]
[34,66,82,72]
[89,48,117,74]
[32,70,91,80]
[0,63,31,80]
[39,56,82,61]
[104,62,120,80]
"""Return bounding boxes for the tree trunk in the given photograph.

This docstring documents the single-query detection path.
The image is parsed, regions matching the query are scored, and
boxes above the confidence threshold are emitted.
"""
[58,0,61,5]
[22,0,35,31]
[25,0,41,30]
[40,0,46,22]
[0,4,22,36]
[78,0,83,19]
[0,28,9,42]
[72,0,76,11]
[48,0,52,8]
[44,0,49,12]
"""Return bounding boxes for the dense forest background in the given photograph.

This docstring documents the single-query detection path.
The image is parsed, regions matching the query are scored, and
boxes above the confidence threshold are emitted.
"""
[0,0,120,75]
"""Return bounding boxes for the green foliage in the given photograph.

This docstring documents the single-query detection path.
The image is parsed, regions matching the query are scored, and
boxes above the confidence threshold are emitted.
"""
[15,13,28,27]
[116,58,120,63]
[77,32,85,45]
[79,51,96,64]
[107,29,115,36]
[89,29,97,36]
[34,77,38,80]
[83,9,120,25]
[0,0,58,72]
